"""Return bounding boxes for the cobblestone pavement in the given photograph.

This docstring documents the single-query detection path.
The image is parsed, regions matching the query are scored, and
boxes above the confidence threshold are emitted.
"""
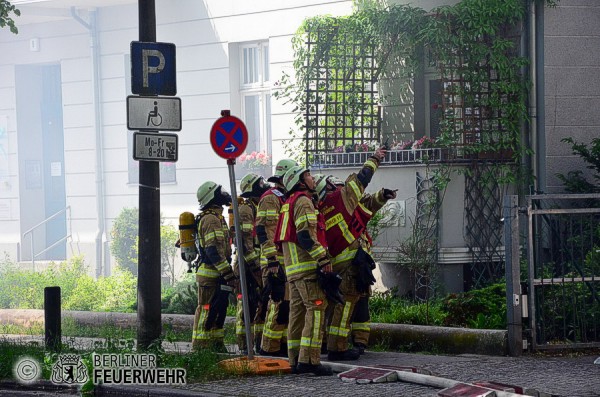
[166,350,599,397]
[174,373,441,397]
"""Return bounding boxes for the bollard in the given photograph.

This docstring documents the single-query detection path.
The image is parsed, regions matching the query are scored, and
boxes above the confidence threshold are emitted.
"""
[44,286,61,351]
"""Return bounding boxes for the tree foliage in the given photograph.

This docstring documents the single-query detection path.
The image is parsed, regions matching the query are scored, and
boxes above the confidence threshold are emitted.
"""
[0,0,20,34]
[557,137,600,193]
[110,207,139,275]
[110,207,179,280]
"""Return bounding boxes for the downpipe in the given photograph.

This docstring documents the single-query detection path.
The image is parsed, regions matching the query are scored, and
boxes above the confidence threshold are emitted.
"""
[72,8,107,277]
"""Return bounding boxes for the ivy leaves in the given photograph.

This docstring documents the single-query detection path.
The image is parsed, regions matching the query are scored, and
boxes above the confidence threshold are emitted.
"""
[0,0,20,34]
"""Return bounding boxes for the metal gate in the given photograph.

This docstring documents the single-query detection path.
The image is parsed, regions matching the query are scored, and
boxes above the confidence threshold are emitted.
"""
[525,194,600,350]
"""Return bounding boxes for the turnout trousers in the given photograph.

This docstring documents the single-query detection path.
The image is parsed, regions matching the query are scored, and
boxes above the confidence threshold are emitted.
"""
[192,275,228,350]
[261,274,290,353]
[287,277,328,366]
[327,265,361,351]
[351,293,371,347]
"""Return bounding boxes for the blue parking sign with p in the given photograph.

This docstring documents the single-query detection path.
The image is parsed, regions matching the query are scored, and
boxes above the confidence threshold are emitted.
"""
[131,41,177,96]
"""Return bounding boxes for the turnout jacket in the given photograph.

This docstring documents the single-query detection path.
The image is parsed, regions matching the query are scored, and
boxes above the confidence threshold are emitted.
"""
[256,187,286,266]
[237,198,260,270]
[196,206,233,280]
[274,191,328,282]
[319,157,380,270]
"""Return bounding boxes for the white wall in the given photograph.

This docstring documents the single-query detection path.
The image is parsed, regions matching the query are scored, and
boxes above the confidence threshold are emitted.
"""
[0,0,354,275]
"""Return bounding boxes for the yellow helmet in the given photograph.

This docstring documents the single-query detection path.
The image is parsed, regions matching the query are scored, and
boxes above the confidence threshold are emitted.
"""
[313,174,328,201]
[196,181,220,208]
[268,158,298,183]
[328,175,345,186]
[240,172,263,197]
[282,165,309,192]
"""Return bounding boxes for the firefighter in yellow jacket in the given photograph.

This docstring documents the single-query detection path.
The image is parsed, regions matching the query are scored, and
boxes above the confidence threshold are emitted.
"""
[192,181,237,351]
[313,146,387,361]
[233,172,269,353]
[256,158,297,357]
[274,165,333,376]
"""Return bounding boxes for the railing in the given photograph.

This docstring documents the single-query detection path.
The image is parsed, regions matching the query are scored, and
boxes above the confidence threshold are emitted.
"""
[309,147,515,169]
[22,206,72,271]
[310,148,448,168]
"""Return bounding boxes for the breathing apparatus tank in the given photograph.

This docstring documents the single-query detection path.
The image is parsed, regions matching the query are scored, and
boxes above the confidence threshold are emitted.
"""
[178,211,198,272]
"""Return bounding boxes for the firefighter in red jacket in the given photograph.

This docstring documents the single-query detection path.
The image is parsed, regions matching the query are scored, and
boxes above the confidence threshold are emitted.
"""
[274,165,333,376]
[325,175,397,354]
[313,146,388,360]
[192,181,237,351]
[256,159,298,356]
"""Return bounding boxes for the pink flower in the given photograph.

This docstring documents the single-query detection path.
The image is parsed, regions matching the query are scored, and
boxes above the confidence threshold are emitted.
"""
[239,150,271,168]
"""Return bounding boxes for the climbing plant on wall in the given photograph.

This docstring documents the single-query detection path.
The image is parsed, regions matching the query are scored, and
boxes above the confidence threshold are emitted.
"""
[0,0,20,34]
[275,0,558,181]
[274,0,559,291]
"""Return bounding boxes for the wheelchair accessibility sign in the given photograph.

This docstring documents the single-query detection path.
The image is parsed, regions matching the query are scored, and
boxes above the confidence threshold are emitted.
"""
[127,96,182,131]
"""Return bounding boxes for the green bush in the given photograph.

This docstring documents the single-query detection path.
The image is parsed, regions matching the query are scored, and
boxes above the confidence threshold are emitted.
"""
[63,267,137,312]
[369,290,446,326]
[0,256,136,312]
[110,207,180,282]
[110,207,139,275]
[162,274,198,314]
[441,283,507,329]
[0,256,88,309]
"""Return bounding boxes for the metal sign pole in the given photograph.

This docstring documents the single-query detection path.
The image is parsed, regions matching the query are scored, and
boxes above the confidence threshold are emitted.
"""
[227,159,254,359]
[137,0,162,351]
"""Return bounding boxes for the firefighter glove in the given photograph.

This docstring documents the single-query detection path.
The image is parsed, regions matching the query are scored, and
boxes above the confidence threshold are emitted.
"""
[267,270,286,303]
[317,257,332,273]
[353,247,377,293]
[223,272,238,290]
[383,188,397,200]
[317,270,344,305]
[267,257,281,269]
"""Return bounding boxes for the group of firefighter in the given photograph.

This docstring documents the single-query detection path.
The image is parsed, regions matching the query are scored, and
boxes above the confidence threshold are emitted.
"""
[177,145,397,376]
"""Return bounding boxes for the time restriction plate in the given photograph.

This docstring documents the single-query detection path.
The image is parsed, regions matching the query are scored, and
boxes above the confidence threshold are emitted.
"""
[133,132,178,162]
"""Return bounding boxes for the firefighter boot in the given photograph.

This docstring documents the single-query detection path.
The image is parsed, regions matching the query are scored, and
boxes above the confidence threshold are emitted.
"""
[295,363,333,376]
[327,347,360,361]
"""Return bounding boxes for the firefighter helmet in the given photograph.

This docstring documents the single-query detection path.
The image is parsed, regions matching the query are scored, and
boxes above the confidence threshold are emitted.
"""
[268,158,298,182]
[328,175,345,186]
[313,173,328,201]
[196,181,220,208]
[240,172,262,197]
[283,165,309,192]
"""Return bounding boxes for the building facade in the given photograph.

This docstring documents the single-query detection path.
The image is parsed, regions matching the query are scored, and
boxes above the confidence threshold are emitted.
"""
[0,0,596,292]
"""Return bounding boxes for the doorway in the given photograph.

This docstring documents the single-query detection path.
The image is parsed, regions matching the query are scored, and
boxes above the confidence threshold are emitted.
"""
[16,64,67,261]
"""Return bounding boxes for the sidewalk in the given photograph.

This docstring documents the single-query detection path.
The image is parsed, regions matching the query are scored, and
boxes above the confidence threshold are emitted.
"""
[2,334,599,397]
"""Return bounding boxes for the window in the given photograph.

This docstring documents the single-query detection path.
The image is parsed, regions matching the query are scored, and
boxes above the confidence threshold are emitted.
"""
[237,42,271,178]
[124,55,176,184]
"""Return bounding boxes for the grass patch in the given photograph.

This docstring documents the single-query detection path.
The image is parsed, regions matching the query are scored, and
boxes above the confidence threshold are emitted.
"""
[369,291,446,326]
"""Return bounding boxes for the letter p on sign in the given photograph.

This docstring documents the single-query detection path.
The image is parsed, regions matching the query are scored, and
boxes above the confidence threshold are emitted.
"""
[131,41,177,96]
[142,49,165,88]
